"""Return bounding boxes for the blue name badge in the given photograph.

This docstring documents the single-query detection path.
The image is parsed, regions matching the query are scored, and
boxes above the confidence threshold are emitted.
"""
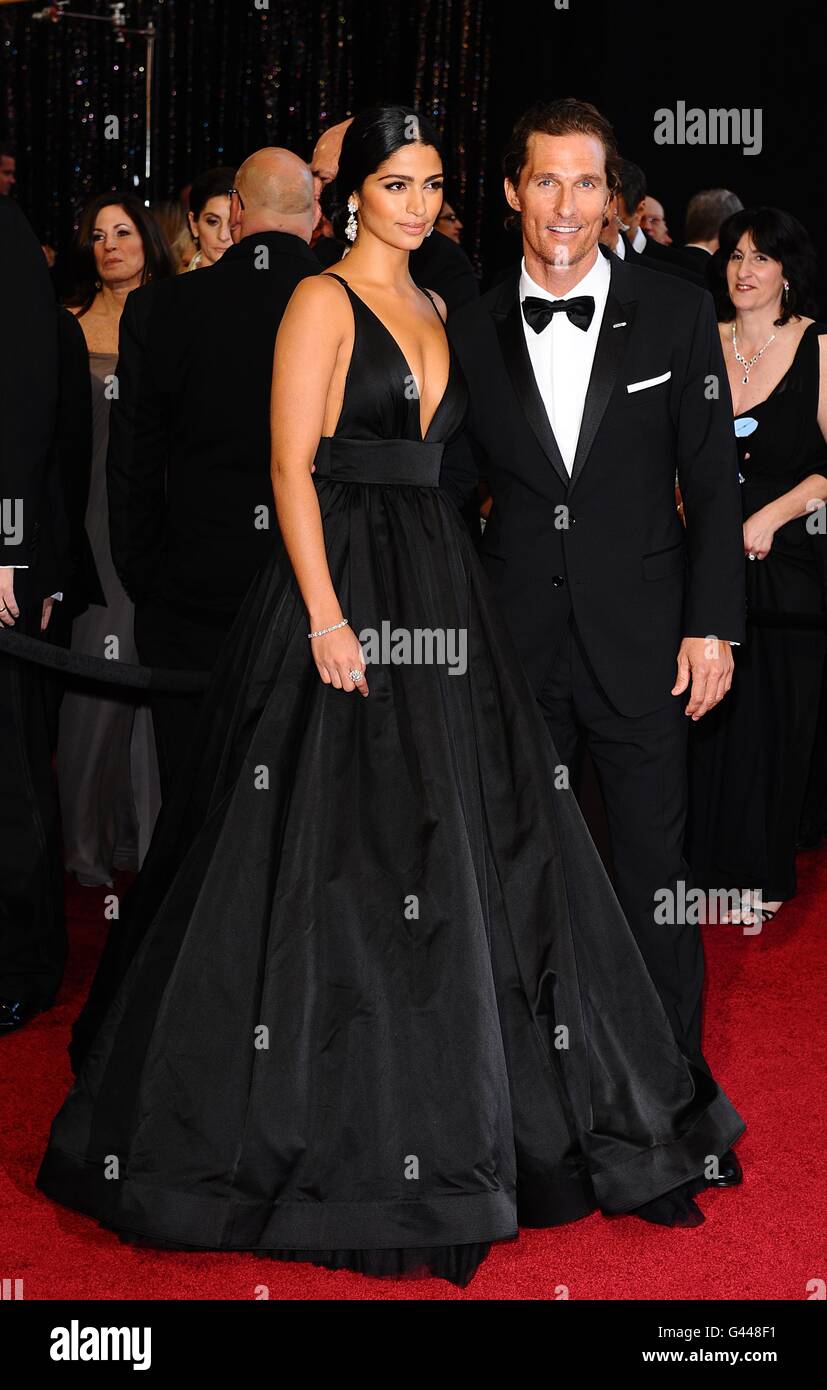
[735,417,759,437]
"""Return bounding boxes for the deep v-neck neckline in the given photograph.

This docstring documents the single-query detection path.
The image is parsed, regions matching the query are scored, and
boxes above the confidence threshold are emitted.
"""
[731,321,815,419]
[328,273,453,441]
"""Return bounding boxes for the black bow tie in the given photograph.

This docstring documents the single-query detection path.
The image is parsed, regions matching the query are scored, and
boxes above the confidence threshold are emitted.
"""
[522,294,595,333]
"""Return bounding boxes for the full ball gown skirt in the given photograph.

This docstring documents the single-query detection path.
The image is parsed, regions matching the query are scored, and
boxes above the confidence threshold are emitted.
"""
[37,279,744,1285]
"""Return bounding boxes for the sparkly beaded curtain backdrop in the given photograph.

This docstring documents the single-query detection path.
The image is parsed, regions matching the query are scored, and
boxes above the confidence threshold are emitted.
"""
[0,0,492,269]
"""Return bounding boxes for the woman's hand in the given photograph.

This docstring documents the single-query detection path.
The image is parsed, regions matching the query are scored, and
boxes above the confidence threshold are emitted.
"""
[743,506,778,561]
[310,624,369,697]
[0,568,19,627]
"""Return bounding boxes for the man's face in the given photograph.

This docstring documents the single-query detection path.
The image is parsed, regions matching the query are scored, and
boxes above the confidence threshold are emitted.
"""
[0,157,16,195]
[598,192,622,248]
[618,192,645,235]
[505,131,611,270]
[310,124,349,205]
[641,196,670,244]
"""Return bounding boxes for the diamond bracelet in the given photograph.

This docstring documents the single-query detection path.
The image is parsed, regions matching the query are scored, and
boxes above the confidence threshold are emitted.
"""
[307,617,349,640]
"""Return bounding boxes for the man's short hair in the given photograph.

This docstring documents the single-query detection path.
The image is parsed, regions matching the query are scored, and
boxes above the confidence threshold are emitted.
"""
[617,159,647,216]
[685,189,744,243]
[503,97,620,194]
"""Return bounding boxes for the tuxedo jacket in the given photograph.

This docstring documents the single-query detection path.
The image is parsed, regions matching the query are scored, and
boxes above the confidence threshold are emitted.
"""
[0,198,61,610]
[638,233,709,287]
[619,230,706,288]
[681,244,716,276]
[107,230,320,618]
[442,244,746,717]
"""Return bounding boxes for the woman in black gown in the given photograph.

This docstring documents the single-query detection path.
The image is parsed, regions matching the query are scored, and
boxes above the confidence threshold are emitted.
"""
[37,108,744,1287]
[688,209,827,927]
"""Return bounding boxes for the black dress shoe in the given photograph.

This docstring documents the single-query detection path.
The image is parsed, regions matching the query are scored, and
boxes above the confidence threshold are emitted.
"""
[0,997,45,1035]
[706,1149,743,1187]
[632,1188,705,1227]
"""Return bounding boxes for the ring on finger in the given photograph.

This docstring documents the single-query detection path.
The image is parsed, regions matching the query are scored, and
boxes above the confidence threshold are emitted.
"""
[348,667,364,683]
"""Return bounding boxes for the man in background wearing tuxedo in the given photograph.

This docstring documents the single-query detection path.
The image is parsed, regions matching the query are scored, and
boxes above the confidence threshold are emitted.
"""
[683,187,744,269]
[0,199,67,1034]
[615,158,707,285]
[107,147,321,797]
[443,100,746,1194]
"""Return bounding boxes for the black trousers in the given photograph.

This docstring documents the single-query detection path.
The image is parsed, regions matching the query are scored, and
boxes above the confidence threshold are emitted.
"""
[536,616,708,1075]
[0,600,65,1006]
[134,601,234,801]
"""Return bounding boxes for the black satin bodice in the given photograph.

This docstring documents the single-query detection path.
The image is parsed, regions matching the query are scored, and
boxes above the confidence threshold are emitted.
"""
[734,321,827,619]
[311,272,468,487]
[735,321,827,514]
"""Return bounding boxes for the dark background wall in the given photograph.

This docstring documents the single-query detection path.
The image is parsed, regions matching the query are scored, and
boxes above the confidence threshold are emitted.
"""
[479,0,827,291]
[2,0,825,296]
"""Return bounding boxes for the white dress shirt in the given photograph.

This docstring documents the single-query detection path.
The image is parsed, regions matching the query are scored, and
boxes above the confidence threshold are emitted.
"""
[614,226,647,258]
[518,249,611,472]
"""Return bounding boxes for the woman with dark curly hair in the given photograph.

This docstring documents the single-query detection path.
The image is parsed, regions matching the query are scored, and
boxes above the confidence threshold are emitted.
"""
[688,207,827,926]
[56,194,174,887]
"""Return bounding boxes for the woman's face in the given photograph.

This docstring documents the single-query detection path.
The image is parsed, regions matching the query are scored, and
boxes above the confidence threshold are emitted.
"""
[436,200,463,244]
[351,138,443,250]
[188,195,233,264]
[726,232,785,314]
[91,205,146,288]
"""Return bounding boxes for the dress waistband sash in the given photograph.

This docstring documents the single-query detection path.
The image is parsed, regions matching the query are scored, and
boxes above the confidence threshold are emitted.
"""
[312,436,444,487]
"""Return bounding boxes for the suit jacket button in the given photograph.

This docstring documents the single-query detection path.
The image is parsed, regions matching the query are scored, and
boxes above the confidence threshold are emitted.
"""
[552,575,565,588]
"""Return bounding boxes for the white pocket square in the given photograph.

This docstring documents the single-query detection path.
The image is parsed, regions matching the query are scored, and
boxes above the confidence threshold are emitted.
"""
[627,371,671,394]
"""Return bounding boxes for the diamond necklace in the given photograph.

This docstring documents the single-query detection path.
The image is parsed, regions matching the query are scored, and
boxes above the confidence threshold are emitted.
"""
[731,322,776,386]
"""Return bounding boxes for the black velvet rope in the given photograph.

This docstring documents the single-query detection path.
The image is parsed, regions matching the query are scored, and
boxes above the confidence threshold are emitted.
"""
[0,628,210,693]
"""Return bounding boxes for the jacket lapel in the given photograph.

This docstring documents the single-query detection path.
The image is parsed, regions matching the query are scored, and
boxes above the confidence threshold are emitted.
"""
[489,249,639,493]
[568,262,638,491]
[491,279,571,489]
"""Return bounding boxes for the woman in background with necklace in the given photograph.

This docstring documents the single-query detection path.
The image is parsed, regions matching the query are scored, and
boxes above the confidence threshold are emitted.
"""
[688,208,827,927]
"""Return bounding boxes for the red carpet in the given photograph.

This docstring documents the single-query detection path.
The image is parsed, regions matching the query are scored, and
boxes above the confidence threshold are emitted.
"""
[2,857,825,1301]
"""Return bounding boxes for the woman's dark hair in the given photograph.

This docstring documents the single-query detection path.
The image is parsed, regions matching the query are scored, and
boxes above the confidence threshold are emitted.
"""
[63,192,176,315]
[188,166,236,221]
[710,207,819,326]
[322,105,443,242]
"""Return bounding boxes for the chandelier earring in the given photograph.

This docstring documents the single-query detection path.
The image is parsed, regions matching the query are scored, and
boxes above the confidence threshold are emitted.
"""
[345,198,358,242]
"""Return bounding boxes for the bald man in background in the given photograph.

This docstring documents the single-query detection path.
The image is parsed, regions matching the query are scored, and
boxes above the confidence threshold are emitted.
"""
[309,117,352,255]
[106,149,321,796]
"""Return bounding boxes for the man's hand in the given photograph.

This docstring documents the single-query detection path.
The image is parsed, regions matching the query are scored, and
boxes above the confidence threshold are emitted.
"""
[672,635,734,720]
[0,567,19,627]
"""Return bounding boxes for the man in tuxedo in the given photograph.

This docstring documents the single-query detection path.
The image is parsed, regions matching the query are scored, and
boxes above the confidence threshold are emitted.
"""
[443,99,745,1107]
[0,199,67,1034]
[683,188,744,271]
[616,159,706,285]
[107,147,321,796]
